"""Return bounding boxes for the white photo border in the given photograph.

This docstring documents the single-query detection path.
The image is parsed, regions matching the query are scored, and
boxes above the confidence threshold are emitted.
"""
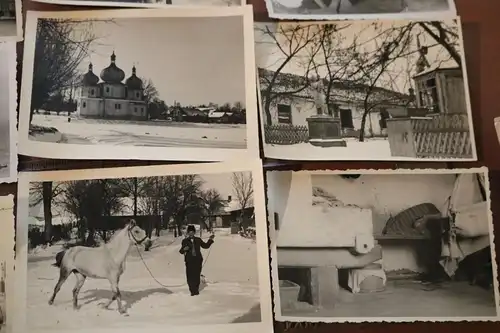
[19,6,259,162]
[258,16,478,162]
[267,167,499,323]
[0,195,15,333]
[14,159,272,333]
[0,41,18,184]
[265,0,457,21]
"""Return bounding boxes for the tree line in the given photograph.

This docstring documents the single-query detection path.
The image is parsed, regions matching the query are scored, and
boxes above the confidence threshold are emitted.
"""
[29,172,253,247]
[257,20,461,141]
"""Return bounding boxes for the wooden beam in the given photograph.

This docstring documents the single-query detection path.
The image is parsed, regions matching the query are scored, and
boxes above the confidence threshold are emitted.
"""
[277,245,383,269]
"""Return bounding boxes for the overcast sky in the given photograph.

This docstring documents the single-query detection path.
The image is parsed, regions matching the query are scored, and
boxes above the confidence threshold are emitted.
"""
[255,19,460,93]
[200,171,253,201]
[0,43,10,151]
[68,16,246,106]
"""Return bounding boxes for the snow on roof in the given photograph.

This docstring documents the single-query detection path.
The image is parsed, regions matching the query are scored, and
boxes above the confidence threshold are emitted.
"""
[258,68,410,107]
[412,65,461,79]
[208,110,234,118]
[223,199,253,213]
[196,107,216,112]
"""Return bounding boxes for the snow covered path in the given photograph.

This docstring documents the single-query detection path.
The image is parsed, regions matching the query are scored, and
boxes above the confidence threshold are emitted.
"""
[31,115,247,149]
[264,138,393,160]
[27,232,261,332]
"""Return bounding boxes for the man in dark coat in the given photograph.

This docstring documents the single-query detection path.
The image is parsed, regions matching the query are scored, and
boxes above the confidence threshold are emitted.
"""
[179,225,214,296]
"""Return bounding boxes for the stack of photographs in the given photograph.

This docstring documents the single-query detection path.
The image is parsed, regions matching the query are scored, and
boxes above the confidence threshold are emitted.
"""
[0,1,498,333]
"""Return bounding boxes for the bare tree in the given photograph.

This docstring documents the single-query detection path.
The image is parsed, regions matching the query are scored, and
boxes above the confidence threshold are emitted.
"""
[57,180,124,245]
[256,23,323,124]
[341,20,460,140]
[231,172,254,231]
[31,19,108,122]
[200,188,225,232]
[29,182,64,244]
[140,78,160,106]
[308,23,357,116]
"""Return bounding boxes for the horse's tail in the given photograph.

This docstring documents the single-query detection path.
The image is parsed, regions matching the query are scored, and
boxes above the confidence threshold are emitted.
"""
[52,250,66,268]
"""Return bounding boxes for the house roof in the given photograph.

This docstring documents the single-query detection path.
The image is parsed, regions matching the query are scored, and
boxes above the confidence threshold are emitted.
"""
[258,68,410,107]
[223,199,254,213]
[208,110,234,118]
[182,108,207,117]
[412,65,461,80]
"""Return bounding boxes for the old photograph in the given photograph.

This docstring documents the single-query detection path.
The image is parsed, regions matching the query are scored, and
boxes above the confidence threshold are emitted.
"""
[19,7,258,162]
[31,0,243,9]
[267,168,499,322]
[0,41,17,183]
[255,18,477,161]
[14,160,272,333]
[0,195,15,333]
[0,0,22,41]
[266,0,456,20]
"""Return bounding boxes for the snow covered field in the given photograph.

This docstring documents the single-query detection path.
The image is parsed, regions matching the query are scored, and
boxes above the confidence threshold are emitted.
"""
[0,21,16,38]
[30,114,247,149]
[0,150,9,180]
[27,230,261,332]
[264,138,394,160]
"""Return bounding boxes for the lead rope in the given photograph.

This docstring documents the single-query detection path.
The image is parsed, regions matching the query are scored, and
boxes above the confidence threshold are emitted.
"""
[134,236,213,289]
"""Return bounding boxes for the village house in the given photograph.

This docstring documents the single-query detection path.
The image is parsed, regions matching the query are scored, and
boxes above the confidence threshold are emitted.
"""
[78,52,148,120]
[259,68,411,142]
[385,65,473,159]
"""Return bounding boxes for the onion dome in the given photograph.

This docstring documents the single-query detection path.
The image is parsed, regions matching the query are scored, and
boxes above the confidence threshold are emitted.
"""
[125,66,143,90]
[100,52,125,84]
[82,63,99,86]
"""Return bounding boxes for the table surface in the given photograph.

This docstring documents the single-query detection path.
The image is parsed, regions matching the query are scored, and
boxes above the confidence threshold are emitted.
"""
[3,0,500,332]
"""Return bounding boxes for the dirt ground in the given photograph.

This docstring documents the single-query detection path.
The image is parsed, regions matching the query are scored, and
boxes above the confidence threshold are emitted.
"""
[282,280,497,318]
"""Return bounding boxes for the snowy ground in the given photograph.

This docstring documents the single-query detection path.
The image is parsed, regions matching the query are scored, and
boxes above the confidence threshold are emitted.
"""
[0,20,15,38]
[30,114,247,149]
[27,230,261,332]
[265,137,394,160]
[0,150,9,180]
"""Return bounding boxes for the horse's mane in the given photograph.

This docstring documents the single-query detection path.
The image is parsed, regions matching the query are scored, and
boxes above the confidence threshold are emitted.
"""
[107,224,130,245]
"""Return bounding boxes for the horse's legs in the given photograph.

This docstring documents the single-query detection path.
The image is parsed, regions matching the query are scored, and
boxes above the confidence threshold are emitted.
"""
[72,272,86,310]
[106,276,125,314]
[48,267,71,305]
[102,276,118,309]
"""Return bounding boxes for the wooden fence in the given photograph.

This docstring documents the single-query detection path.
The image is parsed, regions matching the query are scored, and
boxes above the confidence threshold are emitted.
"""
[264,124,309,145]
[387,113,473,159]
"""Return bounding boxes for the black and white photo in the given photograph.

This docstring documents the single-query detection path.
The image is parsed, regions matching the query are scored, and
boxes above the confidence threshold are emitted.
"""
[0,41,17,183]
[267,168,499,322]
[0,195,14,333]
[0,0,22,41]
[19,7,258,162]
[31,0,243,10]
[14,160,272,333]
[256,18,477,161]
[265,0,456,20]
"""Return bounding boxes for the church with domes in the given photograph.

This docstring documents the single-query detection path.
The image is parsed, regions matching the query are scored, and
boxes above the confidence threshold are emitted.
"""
[78,52,148,120]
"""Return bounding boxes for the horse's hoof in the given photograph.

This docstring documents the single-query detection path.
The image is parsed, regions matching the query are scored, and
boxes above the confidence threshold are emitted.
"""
[73,305,81,311]
[119,309,127,315]
[48,300,54,305]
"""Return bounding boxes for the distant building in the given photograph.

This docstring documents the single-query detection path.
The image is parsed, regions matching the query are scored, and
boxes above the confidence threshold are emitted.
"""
[78,52,148,120]
[259,68,410,137]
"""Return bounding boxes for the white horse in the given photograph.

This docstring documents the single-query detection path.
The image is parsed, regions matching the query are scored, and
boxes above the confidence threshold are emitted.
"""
[48,219,147,314]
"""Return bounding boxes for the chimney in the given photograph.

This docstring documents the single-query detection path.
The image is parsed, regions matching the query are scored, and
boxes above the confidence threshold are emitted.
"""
[227,195,232,202]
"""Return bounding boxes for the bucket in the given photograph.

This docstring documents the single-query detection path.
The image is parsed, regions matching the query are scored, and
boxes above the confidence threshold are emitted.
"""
[279,280,300,309]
